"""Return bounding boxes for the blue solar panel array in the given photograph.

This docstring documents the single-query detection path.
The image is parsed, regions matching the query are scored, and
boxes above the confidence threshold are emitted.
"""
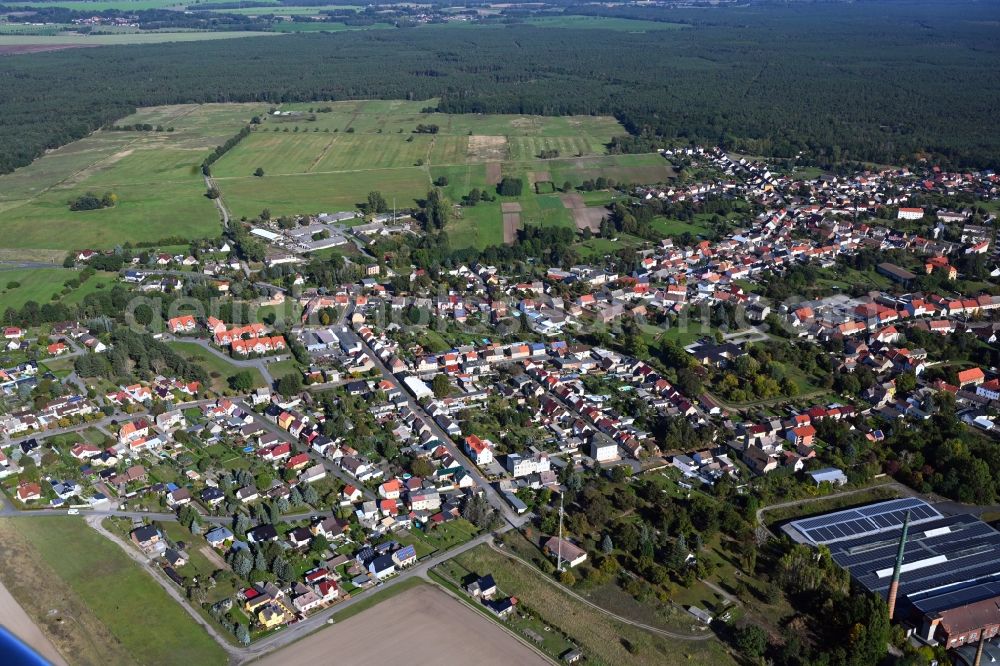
[824,513,1000,608]
[789,498,941,545]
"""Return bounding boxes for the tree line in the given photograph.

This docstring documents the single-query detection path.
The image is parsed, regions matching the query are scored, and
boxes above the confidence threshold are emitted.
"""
[1,4,999,177]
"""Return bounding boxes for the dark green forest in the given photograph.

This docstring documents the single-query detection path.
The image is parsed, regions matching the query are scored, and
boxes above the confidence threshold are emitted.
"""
[1,1,999,175]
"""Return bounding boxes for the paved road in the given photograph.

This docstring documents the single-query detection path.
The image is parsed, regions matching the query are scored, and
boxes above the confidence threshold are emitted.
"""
[353,328,524,529]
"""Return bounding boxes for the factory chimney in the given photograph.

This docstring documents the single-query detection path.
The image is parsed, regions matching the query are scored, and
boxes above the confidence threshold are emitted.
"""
[974,632,986,666]
[887,511,911,621]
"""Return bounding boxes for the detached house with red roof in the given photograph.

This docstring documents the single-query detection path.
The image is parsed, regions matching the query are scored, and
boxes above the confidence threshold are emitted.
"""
[464,434,494,466]
[786,424,817,447]
[167,315,196,334]
[957,368,986,387]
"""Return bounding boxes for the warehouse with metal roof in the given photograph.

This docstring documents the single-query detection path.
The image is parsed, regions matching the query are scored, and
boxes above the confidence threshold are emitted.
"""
[783,498,1000,649]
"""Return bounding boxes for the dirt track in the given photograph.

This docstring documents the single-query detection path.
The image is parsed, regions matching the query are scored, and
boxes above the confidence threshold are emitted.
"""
[256,584,549,666]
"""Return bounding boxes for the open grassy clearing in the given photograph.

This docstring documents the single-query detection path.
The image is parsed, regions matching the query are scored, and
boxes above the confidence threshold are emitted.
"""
[649,216,713,238]
[0,103,261,251]
[448,202,504,248]
[217,168,432,219]
[0,517,226,666]
[450,544,734,666]
[0,267,116,311]
[0,178,221,250]
[168,341,266,392]
[544,153,675,187]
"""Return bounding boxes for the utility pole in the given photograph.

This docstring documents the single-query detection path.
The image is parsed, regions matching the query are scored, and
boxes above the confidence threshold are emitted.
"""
[557,493,564,572]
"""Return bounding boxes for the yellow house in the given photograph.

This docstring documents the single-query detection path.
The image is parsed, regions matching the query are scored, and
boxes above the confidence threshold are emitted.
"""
[258,605,285,629]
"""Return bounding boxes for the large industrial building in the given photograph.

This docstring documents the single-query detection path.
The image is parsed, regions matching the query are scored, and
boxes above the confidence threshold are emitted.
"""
[784,498,1000,649]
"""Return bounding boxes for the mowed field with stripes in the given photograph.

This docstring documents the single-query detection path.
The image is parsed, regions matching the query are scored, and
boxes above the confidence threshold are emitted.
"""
[212,99,674,246]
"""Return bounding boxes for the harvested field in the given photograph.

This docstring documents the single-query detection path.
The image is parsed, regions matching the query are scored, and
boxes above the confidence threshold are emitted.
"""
[527,170,551,185]
[468,135,508,161]
[572,206,608,232]
[503,212,521,244]
[485,161,502,185]
[0,580,68,666]
[0,517,148,666]
[560,192,605,231]
[501,202,523,213]
[258,584,547,666]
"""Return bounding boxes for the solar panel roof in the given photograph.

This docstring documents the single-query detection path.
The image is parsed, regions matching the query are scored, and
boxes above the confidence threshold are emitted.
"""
[787,498,942,545]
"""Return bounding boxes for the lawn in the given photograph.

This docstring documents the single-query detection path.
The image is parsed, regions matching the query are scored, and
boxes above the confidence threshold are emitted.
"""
[650,216,713,238]
[168,341,266,392]
[0,517,226,665]
[575,234,646,260]
[450,544,734,666]
[267,357,301,381]
[415,518,481,553]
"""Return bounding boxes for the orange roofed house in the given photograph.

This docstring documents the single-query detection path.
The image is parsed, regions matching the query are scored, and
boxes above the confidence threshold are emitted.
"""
[957,368,986,387]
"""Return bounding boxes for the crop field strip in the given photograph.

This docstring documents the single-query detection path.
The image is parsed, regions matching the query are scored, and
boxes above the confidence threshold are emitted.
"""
[0,99,674,250]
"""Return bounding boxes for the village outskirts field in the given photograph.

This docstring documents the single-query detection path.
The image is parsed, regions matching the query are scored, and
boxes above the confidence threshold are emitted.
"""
[0,98,674,254]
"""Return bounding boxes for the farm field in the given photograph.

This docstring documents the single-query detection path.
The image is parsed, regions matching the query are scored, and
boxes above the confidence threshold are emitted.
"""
[0,517,227,666]
[0,99,672,251]
[0,103,262,251]
[15,0,187,8]
[258,583,547,666]
[207,100,674,248]
[520,16,689,31]
[216,168,431,221]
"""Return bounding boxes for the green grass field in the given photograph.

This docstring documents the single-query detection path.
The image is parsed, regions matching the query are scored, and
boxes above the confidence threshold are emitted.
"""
[168,341,266,392]
[0,267,116,311]
[217,168,432,219]
[0,103,262,251]
[451,544,734,666]
[17,0,189,8]
[1,99,670,251]
[4,517,227,665]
